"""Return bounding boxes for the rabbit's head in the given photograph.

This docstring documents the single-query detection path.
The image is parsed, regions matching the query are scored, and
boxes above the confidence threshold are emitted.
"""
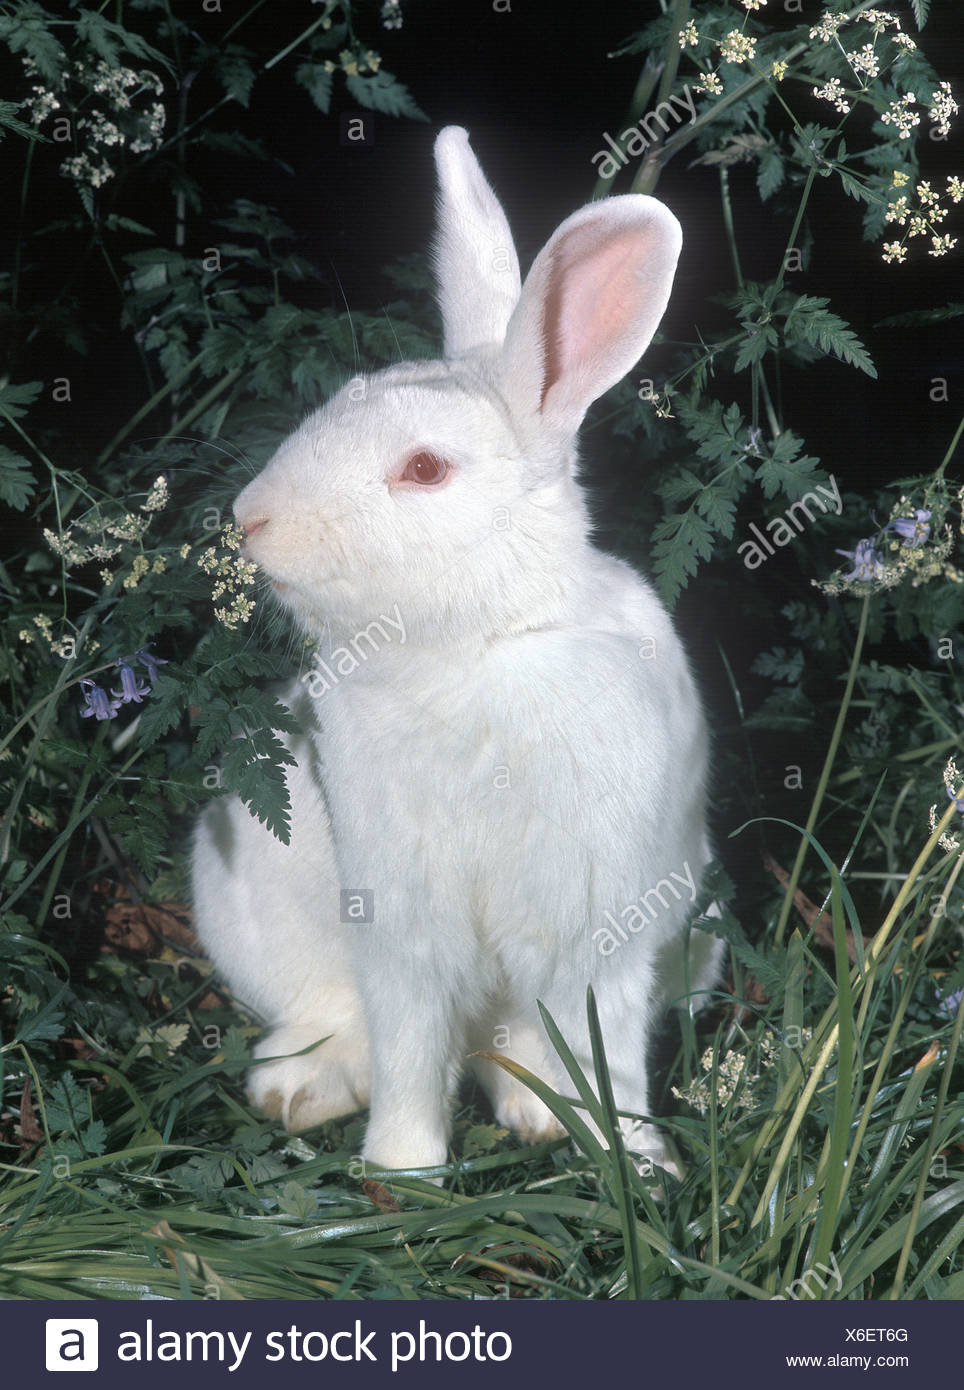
[235,127,682,647]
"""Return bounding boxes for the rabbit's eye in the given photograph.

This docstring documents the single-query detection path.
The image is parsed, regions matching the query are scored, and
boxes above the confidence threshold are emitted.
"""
[400,451,449,486]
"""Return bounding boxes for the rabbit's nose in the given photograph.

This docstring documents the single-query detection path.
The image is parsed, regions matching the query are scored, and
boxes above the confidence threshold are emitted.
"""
[241,517,268,539]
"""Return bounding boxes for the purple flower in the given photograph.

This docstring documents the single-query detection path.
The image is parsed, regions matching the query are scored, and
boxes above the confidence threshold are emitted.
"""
[836,537,886,582]
[887,508,931,547]
[937,986,963,1019]
[136,646,168,683]
[946,786,964,814]
[79,679,122,721]
[111,660,152,705]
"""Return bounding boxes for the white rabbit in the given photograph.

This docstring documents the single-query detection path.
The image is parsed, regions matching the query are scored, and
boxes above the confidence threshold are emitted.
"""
[192,126,724,1178]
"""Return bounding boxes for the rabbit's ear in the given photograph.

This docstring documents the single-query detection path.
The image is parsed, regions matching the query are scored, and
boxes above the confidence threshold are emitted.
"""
[433,127,522,359]
[500,196,682,437]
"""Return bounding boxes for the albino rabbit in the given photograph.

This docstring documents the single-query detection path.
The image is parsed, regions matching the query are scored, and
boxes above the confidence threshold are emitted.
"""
[192,126,723,1178]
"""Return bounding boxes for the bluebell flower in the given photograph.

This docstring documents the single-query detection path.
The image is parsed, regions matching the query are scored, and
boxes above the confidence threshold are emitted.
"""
[79,679,122,721]
[887,508,931,547]
[936,986,963,1019]
[946,785,964,814]
[112,660,152,705]
[136,646,168,683]
[835,537,886,582]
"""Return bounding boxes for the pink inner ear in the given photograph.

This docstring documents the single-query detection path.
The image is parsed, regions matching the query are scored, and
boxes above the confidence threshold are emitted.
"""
[540,226,652,413]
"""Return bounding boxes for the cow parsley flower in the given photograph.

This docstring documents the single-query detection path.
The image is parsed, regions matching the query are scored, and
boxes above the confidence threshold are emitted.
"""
[881,93,920,139]
[810,14,848,43]
[719,31,756,65]
[813,79,850,115]
[930,82,959,139]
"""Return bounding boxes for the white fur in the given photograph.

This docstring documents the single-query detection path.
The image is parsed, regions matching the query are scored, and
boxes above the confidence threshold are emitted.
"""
[192,127,724,1177]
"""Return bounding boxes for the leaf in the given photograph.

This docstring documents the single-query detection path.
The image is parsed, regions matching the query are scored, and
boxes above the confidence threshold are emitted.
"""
[462,1123,510,1157]
[734,323,778,372]
[756,144,784,201]
[0,6,66,85]
[752,646,805,684]
[44,1072,90,1136]
[296,62,333,115]
[75,11,170,71]
[114,797,170,877]
[651,508,715,606]
[693,133,770,168]
[277,1180,319,1220]
[781,294,877,378]
[0,98,46,143]
[0,444,36,510]
[837,168,872,204]
[213,45,257,107]
[911,0,930,28]
[695,482,738,538]
[755,429,824,502]
[0,378,43,423]
[877,302,964,328]
[731,938,786,995]
[136,1022,190,1057]
[343,70,428,121]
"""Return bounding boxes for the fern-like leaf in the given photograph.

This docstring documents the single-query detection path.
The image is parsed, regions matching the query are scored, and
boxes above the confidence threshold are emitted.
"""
[782,295,877,378]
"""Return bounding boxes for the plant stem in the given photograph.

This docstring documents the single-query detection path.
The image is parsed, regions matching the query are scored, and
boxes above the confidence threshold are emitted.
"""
[888,989,964,1298]
[94,350,210,467]
[12,140,35,312]
[934,412,964,480]
[592,58,664,202]
[34,723,107,930]
[774,595,869,946]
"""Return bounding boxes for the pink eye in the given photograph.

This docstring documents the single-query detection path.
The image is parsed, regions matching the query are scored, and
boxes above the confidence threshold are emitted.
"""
[399,451,450,486]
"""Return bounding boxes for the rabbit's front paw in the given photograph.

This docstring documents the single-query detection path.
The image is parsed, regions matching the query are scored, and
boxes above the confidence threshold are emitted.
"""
[361,1121,448,1176]
[247,1024,369,1132]
[494,1084,567,1146]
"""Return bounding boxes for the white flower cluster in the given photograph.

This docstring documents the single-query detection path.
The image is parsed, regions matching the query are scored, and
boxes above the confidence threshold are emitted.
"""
[197,524,258,629]
[719,30,757,65]
[142,475,170,512]
[809,13,848,43]
[880,91,920,139]
[809,7,916,97]
[43,476,172,581]
[696,71,724,97]
[19,53,166,189]
[882,176,961,261]
[930,82,959,140]
[813,77,850,114]
[880,84,957,146]
[672,1033,791,1118]
[381,0,403,30]
[930,758,964,854]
